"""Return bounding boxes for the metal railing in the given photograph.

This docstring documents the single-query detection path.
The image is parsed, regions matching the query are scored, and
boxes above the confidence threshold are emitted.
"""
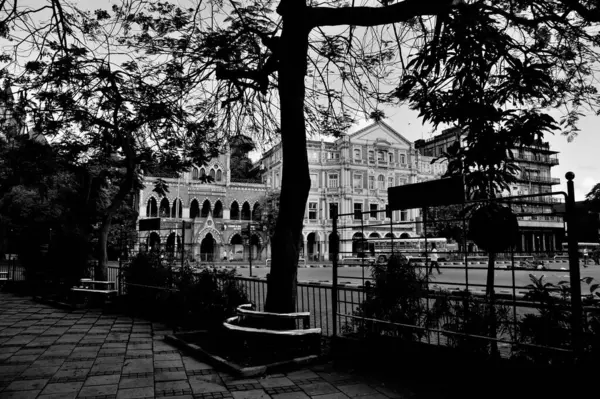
[328,186,589,362]
[0,259,25,281]
[518,175,561,184]
[514,154,559,165]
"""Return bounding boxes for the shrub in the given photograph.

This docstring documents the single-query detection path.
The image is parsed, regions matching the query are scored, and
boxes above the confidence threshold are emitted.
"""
[121,252,177,320]
[121,256,249,330]
[352,254,429,341]
[428,291,511,357]
[178,267,249,330]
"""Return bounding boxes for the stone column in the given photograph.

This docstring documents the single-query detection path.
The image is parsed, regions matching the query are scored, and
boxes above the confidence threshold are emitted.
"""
[302,237,307,258]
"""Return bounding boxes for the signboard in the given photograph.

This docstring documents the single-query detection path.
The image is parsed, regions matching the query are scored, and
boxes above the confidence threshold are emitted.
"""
[139,218,160,231]
[388,176,465,210]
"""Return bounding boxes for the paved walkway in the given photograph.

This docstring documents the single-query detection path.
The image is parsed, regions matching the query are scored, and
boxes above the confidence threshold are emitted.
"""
[0,292,408,399]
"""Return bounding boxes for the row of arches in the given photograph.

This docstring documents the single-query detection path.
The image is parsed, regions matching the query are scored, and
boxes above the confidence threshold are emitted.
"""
[146,197,183,218]
[352,232,411,239]
[190,199,261,220]
[146,196,262,221]
[191,166,223,182]
[143,231,263,261]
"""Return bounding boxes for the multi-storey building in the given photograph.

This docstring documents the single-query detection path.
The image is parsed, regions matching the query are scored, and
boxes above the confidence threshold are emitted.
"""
[259,121,446,260]
[137,121,447,262]
[415,127,563,253]
[137,147,271,262]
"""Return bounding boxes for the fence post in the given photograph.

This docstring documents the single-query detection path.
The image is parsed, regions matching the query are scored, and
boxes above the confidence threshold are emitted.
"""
[181,221,185,268]
[248,223,253,277]
[565,172,582,358]
[331,209,338,338]
[118,256,122,296]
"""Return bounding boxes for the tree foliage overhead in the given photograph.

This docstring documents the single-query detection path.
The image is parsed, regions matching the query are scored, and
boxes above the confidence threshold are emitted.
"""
[3,0,600,313]
[586,183,600,211]
[394,1,600,197]
[2,1,225,279]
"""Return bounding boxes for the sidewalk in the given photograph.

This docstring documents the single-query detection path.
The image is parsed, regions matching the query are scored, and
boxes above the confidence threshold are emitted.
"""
[0,292,407,399]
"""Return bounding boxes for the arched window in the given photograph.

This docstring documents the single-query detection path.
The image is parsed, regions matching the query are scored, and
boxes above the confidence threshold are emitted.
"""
[230,201,240,220]
[146,197,157,217]
[192,168,198,180]
[200,168,206,178]
[354,148,361,160]
[378,175,385,189]
[241,202,251,220]
[252,203,261,221]
[201,200,211,218]
[368,150,374,162]
[213,200,223,218]
[189,199,200,219]
[159,198,170,217]
[171,199,182,218]
[216,169,222,182]
[209,169,216,181]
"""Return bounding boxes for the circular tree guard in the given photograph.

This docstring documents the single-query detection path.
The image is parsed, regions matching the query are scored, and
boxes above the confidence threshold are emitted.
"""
[468,203,519,253]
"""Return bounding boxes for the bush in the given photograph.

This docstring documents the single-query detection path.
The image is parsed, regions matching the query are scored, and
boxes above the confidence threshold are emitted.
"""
[18,227,90,299]
[351,254,429,341]
[121,254,249,330]
[178,267,249,330]
[121,252,177,320]
[428,291,511,357]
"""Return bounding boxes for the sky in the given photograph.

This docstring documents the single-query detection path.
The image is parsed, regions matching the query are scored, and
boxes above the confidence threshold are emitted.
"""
[368,106,600,203]
[12,0,600,201]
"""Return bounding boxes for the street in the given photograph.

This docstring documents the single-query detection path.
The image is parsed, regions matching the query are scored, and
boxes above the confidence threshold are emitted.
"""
[235,261,600,294]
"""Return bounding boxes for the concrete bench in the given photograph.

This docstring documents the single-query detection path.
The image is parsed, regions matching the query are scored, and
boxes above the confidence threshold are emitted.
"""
[77,279,116,290]
[71,279,117,306]
[223,304,321,355]
[224,304,321,334]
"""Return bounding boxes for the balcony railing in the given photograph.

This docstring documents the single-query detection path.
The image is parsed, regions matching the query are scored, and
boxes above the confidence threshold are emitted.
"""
[514,154,559,165]
[501,196,564,205]
[518,175,560,184]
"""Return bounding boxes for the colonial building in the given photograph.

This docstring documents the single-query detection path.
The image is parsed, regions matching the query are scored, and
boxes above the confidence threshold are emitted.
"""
[258,121,446,260]
[415,127,563,253]
[137,147,271,262]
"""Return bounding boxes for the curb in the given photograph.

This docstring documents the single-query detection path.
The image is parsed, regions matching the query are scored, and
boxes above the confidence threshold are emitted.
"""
[164,334,319,378]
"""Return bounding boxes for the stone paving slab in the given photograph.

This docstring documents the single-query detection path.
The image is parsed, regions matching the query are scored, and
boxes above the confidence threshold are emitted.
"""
[0,292,407,399]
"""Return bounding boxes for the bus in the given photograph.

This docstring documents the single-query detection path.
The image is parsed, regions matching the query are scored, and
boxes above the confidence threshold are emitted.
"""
[355,237,450,263]
[561,242,600,258]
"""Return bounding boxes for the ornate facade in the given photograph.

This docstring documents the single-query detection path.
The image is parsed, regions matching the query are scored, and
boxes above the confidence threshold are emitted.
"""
[258,121,446,260]
[137,148,271,262]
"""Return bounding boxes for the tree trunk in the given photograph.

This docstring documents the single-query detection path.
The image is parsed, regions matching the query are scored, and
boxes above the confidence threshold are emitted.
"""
[264,0,311,315]
[96,215,111,281]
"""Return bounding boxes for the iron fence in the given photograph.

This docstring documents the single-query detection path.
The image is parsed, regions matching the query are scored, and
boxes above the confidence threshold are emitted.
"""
[329,183,595,362]
[0,259,25,281]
